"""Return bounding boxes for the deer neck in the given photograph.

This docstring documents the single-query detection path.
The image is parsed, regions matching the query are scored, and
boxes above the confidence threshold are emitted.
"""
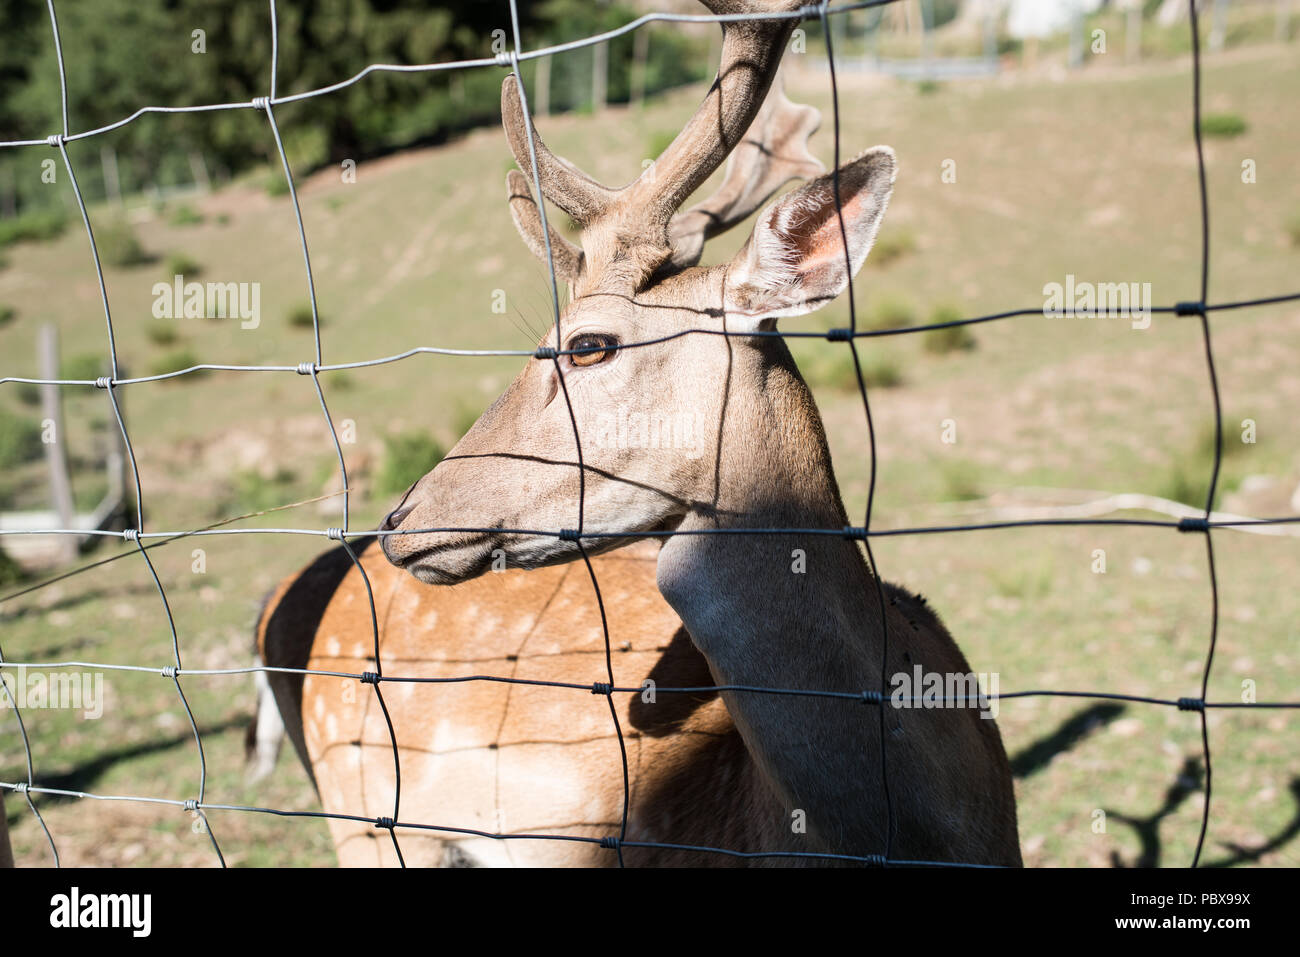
[654,331,889,849]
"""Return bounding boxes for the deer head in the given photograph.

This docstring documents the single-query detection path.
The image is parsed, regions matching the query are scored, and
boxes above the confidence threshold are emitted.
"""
[380,0,896,585]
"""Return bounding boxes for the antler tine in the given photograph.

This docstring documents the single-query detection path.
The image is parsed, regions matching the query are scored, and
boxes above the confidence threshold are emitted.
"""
[506,169,585,282]
[666,67,824,270]
[501,0,807,281]
[501,78,616,223]
[619,0,809,234]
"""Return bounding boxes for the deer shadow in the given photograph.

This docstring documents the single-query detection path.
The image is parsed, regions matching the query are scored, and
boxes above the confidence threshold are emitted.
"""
[1008,705,1300,867]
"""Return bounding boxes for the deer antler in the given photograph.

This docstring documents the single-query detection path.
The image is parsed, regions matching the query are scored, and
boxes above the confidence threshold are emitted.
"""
[666,68,823,270]
[503,0,809,289]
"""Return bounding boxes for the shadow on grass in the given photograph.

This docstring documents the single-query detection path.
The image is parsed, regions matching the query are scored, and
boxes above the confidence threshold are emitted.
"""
[1009,703,1126,779]
[2,581,157,622]
[5,715,247,826]
[1106,756,1300,869]
[1009,704,1300,866]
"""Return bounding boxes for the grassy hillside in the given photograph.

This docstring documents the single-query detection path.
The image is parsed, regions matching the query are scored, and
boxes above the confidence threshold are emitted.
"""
[2,44,1299,866]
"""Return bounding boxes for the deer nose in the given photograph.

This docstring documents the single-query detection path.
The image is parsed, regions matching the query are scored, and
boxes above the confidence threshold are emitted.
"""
[381,504,414,532]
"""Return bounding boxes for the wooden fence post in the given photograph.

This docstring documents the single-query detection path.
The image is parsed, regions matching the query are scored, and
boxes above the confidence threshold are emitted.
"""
[38,324,77,564]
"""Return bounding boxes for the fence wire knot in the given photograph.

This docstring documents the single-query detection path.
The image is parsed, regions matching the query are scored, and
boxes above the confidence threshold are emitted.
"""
[251,96,270,111]
[558,528,582,542]
[374,816,395,830]
[326,527,345,541]
[1178,697,1206,712]
[183,799,198,811]
[1178,516,1210,533]
[94,376,112,389]
[861,690,883,705]
[495,51,515,68]
[843,526,867,540]
[359,671,380,686]
[13,782,29,795]
[825,327,854,342]
[45,134,63,148]
[591,681,613,696]
[1175,300,1207,316]
[534,346,558,360]
[296,361,316,375]
[160,665,178,679]
[599,835,621,850]
[122,528,140,542]
[800,3,826,20]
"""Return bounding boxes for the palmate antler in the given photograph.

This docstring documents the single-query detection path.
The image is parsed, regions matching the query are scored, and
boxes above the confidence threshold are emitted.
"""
[503,0,818,291]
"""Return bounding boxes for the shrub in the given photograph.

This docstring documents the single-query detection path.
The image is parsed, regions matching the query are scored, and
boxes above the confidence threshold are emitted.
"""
[163,252,201,278]
[922,305,977,354]
[0,546,26,588]
[867,294,917,330]
[287,302,319,329]
[144,319,180,347]
[15,383,39,407]
[147,348,204,381]
[940,460,982,502]
[168,204,205,227]
[800,344,903,392]
[225,468,298,515]
[868,228,917,268]
[1200,113,1247,138]
[377,431,445,498]
[861,354,904,389]
[0,209,67,249]
[0,408,42,468]
[0,304,14,326]
[1286,214,1300,249]
[265,173,291,197]
[95,218,150,268]
[61,353,106,382]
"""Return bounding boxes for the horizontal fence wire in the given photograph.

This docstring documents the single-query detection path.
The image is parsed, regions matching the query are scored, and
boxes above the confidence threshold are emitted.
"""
[2,0,1299,868]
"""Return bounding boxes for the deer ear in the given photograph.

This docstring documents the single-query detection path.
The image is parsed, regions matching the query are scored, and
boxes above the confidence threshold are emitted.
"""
[506,169,585,283]
[724,146,895,324]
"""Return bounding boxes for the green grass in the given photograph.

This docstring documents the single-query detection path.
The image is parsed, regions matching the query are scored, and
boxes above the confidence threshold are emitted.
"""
[1201,112,1248,139]
[0,304,14,326]
[376,431,445,498]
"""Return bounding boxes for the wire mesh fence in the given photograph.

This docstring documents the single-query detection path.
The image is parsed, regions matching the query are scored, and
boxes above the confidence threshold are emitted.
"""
[2,0,1299,869]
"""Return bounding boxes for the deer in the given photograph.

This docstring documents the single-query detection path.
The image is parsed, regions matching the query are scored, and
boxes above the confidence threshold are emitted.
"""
[255,0,1020,868]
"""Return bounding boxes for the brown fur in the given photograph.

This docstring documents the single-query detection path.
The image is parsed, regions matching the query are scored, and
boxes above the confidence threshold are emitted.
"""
[259,533,1019,866]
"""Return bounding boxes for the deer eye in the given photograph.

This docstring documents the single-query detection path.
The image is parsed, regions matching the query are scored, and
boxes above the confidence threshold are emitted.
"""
[566,333,617,367]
